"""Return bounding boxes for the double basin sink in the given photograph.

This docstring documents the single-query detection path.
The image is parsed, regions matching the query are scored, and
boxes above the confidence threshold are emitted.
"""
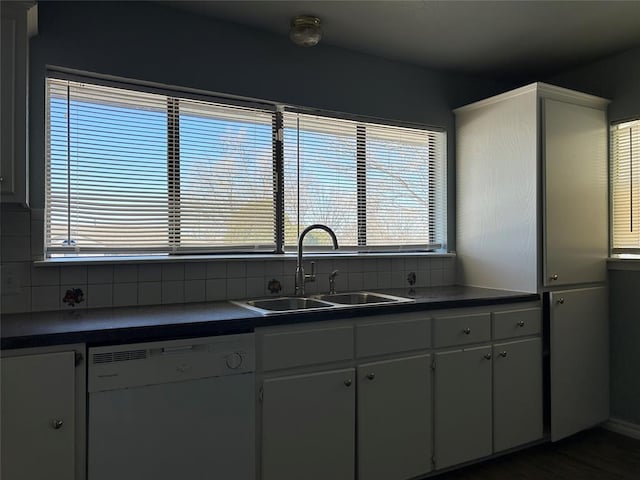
[233,291,413,315]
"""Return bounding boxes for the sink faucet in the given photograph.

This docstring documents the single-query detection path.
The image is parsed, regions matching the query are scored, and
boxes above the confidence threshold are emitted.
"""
[295,224,339,296]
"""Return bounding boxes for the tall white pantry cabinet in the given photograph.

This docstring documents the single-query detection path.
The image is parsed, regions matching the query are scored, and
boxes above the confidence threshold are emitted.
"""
[455,83,609,441]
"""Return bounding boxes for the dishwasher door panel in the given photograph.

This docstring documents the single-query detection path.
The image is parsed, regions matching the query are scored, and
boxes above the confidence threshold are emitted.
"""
[88,373,255,480]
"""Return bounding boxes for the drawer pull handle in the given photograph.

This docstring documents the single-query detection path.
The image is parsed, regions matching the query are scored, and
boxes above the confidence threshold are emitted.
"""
[517,320,525,327]
[556,297,565,305]
[51,419,64,430]
[551,274,559,281]
[344,379,353,387]
[463,328,471,335]
[366,372,376,380]
[484,353,492,360]
[499,351,508,358]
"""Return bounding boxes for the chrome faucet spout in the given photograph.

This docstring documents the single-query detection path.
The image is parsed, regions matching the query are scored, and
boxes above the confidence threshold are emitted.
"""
[295,224,339,296]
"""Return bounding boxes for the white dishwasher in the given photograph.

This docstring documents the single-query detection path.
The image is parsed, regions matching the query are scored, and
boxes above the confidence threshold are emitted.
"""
[88,333,255,480]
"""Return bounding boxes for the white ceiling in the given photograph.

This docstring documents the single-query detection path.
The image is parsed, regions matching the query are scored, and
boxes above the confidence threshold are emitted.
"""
[165,0,640,79]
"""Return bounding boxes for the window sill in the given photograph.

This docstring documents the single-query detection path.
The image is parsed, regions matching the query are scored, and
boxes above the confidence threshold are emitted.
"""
[608,255,640,271]
[33,251,456,267]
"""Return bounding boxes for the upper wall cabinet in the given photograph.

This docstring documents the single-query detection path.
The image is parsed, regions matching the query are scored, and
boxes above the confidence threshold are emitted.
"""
[1,1,37,206]
[456,83,609,292]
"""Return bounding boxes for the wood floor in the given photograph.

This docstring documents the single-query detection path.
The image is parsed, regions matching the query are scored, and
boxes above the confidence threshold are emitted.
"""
[433,428,640,479]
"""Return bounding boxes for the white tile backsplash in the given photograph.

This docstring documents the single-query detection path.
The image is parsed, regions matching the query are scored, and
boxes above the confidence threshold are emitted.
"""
[347,272,364,291]
[87,283,113,308]
[31,285,60,312]
[184,279,206,303]
[246,276,265,298]
[206,262,227,279]
[226,278,246,299]
[113,282,138,307]
[2,210,30,236]
[1,204,457,315]
[60,266,88,284]
[162,281,184,304]
[138,264,162,282]
[246,261,264,277]
[31,265,60,286]
[205,279,227,301]
[226,262,246,279]
[1,236,31,262]
[185,263,207,280]
[88,265,114,284]
[113,265,138,283]
[138,282,162,305]
[162,263,184,281]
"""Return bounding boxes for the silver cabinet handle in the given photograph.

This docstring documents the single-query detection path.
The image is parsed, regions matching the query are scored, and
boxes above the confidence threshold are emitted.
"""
[51,419,64,430]
[517,320,525,327]
[463,328,471,335]
[499,351,508,358]
[556,297,565,305]
[344,379,353,387]
[366,372,375,380]
[484,353,492,360]
[550,274,559,281]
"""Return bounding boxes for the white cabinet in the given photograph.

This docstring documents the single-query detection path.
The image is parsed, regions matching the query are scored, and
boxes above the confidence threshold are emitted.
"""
[543,99,608,287]
[1,346,85,480]
[258,304,541,480]
[493,338,543,452]
[261,369,356,480]
[0,2,36,205]
[357,355,432,480]
[550,286,609,441]
[456,83,609,442]
[456,82,609,292]
[434,346,493,470]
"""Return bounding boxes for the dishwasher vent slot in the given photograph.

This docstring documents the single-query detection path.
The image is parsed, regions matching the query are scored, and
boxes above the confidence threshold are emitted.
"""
[93,349,148,364]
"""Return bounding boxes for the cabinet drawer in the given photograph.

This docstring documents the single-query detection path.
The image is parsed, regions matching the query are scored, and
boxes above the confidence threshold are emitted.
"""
[433,313,491,347]
[492,308,541,340]
[356,316,430,358]
[260,325,354,371]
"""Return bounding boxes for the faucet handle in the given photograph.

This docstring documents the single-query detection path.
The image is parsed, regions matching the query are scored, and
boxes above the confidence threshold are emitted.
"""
[305,261,316,282]
[329,270,339,294]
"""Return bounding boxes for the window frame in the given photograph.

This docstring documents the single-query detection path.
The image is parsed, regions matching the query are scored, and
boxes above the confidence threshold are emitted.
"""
[44,71,447,258]
[611,117,640,255]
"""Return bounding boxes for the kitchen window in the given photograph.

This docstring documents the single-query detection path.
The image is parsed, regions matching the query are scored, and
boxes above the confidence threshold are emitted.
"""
[611,119,640,254]
[45,76,446,257]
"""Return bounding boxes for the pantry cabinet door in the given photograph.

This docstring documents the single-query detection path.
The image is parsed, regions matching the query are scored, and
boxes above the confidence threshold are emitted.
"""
[543,98,607,287]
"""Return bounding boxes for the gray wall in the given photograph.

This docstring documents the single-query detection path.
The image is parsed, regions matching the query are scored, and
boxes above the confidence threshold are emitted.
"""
[28,0,513,245]
[550,45,640,426]
[1,1,510,314]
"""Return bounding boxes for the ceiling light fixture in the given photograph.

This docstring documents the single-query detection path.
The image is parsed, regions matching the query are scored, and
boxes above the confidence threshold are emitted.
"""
[289,15,322,47]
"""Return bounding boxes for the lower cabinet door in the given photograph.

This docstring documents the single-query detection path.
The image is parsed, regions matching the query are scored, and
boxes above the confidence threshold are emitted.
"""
[550,286,609,441]
[493,338,543,452]
[434,346,492,470]
[1,351,76,480]
[358,354,432,480]
[261,368,355,480]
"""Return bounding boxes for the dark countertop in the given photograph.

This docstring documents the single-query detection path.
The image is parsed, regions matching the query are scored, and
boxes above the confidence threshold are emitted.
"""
[1,286,539,349]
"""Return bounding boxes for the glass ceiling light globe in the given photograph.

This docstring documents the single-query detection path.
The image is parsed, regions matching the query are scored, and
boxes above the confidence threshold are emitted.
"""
[290,16,322,47]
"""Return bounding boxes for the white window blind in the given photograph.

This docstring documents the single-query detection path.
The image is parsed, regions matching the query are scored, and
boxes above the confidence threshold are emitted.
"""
[283,113,358,247]
[283,111,446,250]
[46,78,275,256]
[611,119,640,253]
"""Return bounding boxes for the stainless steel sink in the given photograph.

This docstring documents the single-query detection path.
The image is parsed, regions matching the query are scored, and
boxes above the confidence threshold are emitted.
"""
[312,292,411,305]
[246,297,333,311]
[232,291,413,315]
